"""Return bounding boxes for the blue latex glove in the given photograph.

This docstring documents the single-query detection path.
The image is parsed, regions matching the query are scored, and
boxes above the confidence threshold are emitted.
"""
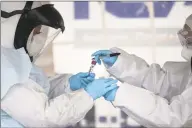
[104,87,119,101]
[92,50,118,67]
[69,72,95,91]
[84,78,118,100]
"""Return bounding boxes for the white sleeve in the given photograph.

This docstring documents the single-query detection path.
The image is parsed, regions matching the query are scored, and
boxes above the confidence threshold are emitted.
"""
[48,74,73,99]
[106,47,187,95]
[1,79,94,127]
[112,83,192,127]
[107,47,164,87]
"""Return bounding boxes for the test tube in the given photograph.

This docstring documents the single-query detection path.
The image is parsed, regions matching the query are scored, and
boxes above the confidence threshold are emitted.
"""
[88,58,97,74]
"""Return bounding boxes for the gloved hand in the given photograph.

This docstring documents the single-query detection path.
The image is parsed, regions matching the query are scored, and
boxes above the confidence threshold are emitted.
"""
[69,72,95,91]
[84,78,118,100]
[92,50,118,67]
[104,87,119,101]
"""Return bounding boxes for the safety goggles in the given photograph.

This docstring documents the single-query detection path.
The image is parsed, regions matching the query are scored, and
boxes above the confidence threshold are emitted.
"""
[177,29,192,48]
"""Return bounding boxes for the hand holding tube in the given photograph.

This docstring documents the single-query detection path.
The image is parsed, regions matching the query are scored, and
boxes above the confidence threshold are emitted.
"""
[92,50,120,67]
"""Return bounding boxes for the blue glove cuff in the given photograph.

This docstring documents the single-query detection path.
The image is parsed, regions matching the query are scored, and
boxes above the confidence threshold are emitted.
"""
[104,87,119,101]
[84,88,96,100]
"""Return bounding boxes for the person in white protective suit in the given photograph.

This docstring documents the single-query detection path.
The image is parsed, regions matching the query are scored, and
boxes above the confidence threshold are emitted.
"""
[1,2,118,127]
[92,14,192,127]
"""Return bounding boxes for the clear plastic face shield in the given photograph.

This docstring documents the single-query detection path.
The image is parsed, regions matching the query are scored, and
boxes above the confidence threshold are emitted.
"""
[27,25,61,62]
[1,2,65,62]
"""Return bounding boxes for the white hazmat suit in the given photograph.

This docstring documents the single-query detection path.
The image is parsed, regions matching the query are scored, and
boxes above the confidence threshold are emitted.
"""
[105,15,192,127]
[108,47,191,127]
[1,2,94,127]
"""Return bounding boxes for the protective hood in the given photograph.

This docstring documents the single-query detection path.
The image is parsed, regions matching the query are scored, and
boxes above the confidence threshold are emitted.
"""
[185,14,192,30]
[1,2,65,62]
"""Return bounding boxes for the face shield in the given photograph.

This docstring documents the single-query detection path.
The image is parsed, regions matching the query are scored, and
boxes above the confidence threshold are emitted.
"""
[1,1,65,62]
[27,25,61,61]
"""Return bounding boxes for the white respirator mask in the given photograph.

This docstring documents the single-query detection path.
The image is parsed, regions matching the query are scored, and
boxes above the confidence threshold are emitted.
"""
[181,46,192,61]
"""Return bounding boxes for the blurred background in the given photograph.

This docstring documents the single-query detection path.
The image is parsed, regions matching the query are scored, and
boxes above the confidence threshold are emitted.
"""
[35,1,192,128]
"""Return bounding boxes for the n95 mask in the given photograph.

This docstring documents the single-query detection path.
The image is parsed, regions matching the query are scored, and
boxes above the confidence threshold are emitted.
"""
[181,46,192,61]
